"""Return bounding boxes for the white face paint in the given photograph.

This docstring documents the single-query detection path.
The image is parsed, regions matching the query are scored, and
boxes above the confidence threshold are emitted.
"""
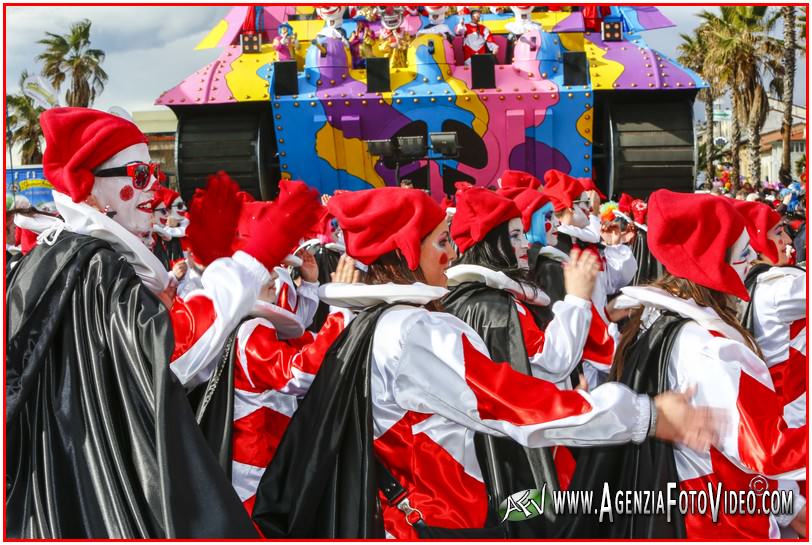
[570,205,588,228]
[546,211,559,247]
[728,228,757,282]
[426,7,446,24]
[90,143,157,241]
[316,6,346,27]
[380,8,404,30]
[508,217,530,270]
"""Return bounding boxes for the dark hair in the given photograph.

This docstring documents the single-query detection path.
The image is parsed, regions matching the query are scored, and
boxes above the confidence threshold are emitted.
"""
[366,250,443,311]
[454,220,544,300]
[611,272,764,380]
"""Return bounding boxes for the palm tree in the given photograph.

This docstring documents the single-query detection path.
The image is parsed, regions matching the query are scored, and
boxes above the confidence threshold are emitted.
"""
[779,7,796,184]
[700,7,782,187]
[37,19,108,107]
[6,71,45,165]
[678,29,722,184]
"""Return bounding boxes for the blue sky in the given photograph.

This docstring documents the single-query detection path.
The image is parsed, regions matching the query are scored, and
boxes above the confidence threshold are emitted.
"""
[4,5,807,118]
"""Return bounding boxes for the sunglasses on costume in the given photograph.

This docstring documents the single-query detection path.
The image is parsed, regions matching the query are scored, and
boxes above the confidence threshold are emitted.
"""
[94,162,162,190]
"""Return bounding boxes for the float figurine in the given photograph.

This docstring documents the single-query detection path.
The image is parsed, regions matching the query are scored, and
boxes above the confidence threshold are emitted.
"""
[349,19,376,68]
[272,22,298,62]
[505,5,540,40]
[455,7,498,64]
[416,6,454,43]
[311,6,349,56]
[376,6,412,69]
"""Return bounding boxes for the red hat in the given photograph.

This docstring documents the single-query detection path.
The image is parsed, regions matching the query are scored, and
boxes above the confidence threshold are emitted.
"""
[159,187,181,208]
[498,187,550,231]
[541,169,584,211]
[452,187,521,253]
[327,187,446,270]
[648,190,750,301]
[731,200,781,264]
[617,193,634,215]
[631,198,648,224]
[498,169,541,190]
[578,176,607,200]
[40,107,148,203]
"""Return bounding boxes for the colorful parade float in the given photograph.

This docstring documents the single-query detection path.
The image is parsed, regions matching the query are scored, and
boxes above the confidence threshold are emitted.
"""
[156,6,705,200]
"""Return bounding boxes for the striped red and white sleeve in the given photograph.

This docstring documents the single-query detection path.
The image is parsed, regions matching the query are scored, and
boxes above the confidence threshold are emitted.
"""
[389,310,651,448]
[237,312,347,395]
[169,251,271,388]
[670,323,807,481]
[516,295,592,383]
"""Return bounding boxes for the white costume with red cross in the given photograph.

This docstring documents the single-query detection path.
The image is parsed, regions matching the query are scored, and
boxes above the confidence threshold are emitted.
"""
[622,286,807,539]
[230,308,348,513]
[749,266,807,428]
[321,282,652,539]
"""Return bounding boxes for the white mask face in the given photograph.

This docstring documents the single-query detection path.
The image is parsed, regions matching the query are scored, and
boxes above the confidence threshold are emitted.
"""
[546,211,559,247]
[570,205,588,228]
[508,217,530,270]
[90,143,157,241]
[728,228,757,282]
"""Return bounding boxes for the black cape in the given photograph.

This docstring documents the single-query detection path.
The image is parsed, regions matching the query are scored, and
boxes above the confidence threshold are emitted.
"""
[5,232,258,538]
[555,311,688,538]
[252,304,391,538]
[442,281,561,538]
[152,235,184,271]
[631,229,662,286]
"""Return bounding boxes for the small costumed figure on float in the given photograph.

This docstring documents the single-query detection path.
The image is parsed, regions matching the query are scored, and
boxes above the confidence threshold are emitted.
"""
[505,5,540,38]
[311,6,349,56]
[272,22,298,62]
[349,19,377,68]
[455,7,499,64]
[416,6,455,43]
[376,6,412,68]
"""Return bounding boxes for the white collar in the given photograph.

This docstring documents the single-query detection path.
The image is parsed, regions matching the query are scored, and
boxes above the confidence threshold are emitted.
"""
[557,222,601,244]
[51,191,171,295]
[620,285,746,344]
[250,300,305,339]
[13,212,62,234]
[756,265,805,283]
[446,264,550,306]
[319,282,448,310]
[538,245,570,263]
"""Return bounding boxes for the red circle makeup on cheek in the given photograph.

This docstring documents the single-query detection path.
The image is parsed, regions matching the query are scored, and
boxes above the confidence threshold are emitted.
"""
[119,186,134,201]
[439,253,449,266]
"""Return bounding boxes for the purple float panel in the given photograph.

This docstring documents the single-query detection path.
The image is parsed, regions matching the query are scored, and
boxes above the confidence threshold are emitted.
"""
[590,36,699,91]
[625,6,675,31]
[552,11,586,33]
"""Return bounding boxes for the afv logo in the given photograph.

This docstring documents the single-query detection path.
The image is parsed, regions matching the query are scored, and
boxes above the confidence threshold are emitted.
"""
[498,486,546,523]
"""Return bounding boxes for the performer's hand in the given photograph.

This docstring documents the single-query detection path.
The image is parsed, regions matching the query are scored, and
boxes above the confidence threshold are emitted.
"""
[331,254,362,284]
[575,374,589,392]
[563,247,599,301]
[653,385,723,453]
[298,249,319,282]
[600,223,621,246]
[172,260,188,280]
[158,282,177,310]
[790,505,806,538]
[588,190,601,215]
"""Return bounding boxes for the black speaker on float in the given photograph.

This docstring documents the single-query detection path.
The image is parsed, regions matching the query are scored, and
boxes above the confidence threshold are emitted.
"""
[273,61,299,96]
[471,54,496,89]
[240,33,262,54]
[563,51,589,86]
[366,57,391,93]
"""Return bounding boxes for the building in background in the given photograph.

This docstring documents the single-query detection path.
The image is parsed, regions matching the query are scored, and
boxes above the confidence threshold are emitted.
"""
[131,109,178,189]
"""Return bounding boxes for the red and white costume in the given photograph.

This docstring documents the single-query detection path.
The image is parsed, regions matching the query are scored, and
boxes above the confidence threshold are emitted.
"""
[230,306,348,512]
[750,266,807,428]
[322,283,651,539]
[622,285,807,539]
[542,170,637,388]
[455,18,498,62]
[274,266,320,329]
